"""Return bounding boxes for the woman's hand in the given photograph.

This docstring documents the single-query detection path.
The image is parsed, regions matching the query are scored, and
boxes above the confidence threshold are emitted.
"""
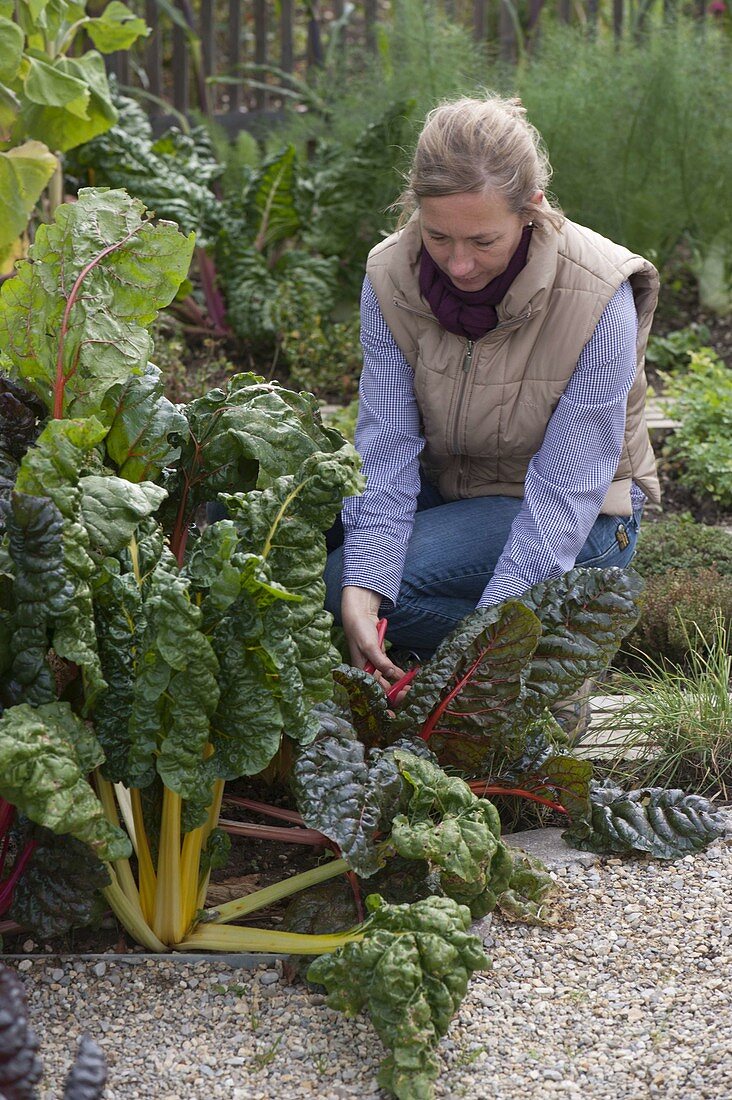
[341,585,405,685]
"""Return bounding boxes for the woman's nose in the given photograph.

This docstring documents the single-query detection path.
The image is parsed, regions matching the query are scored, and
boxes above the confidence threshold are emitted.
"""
[447,248,473,277]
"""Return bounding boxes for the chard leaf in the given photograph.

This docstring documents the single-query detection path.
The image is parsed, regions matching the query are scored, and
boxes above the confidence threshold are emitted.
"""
[84,1,149,53]
[18,52,116,152]
[332,664,392,747]
[308,895,488,1100]
[0,701,130,860]
[563,780,727,859]
[10,828,110,939]
[293,722,403,877]
[493,713,593,823]
[392,751,513,918]
[520,567,643,713]
[14,417,109,702]
[127,550,219,806]
[0,188,194,417]
[224,448,363,710]
[497,851,559,926]
[0,140,57,254]
[103,363,188,482]
[79,474,166,556]
[175,375,354,514]
[392,601,541,768]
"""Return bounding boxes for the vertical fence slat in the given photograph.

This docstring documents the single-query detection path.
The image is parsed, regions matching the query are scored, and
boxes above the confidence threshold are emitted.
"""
[254,0,267,110]
[364,0,378,51]
[227,0,241,112]
[201,0,215,80]
[558,0,571,22]
[280,0,294,72]
[499,0,517,60]
[473,0,487,42]
[172,7,189,115]
[613,0,624,38]
[145,0,163,113]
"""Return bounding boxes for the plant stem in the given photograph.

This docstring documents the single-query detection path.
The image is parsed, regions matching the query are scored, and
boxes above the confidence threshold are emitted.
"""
[201,856,350,925]
[153,787,184,944]
[102,875,167,952]
[177,924,362,954]
[130,787,157,924]
[194,777,226,914]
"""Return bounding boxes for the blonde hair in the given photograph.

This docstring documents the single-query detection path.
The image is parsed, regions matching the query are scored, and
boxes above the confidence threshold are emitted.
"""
[396,94,563,230]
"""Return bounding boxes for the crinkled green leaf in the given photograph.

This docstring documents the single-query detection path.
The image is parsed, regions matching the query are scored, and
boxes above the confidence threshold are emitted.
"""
[10,827,110,938]
[252,145,300,250]
[496,850,558,926]
[519,567,644,713]
[0,188,194,417]
[126,550,219,806]
[332,663,392,747]
[224,447,363,709]
[293,722,403,877]
[84,1,149,52]
[0,701,130,859]
[14,417,108,701]
[308,895,488,1100]
[392,751,513,918]
[392,601,541,770]
[17,52,116,152]
[79,474,166,556]
[103,363,188,482]
[563,780,727,859]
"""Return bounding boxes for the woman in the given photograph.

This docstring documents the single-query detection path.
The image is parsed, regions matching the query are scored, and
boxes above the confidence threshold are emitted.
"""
[324,94,660,694]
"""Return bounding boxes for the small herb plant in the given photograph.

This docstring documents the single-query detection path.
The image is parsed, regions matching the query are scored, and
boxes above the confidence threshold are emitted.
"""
[662,348,732,509]
[645,323,711,373]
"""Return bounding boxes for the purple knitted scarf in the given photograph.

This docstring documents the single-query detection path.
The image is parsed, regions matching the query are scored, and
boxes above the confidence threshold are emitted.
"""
[418,224,533,340]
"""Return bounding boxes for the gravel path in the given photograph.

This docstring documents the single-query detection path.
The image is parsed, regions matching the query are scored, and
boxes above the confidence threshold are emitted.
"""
[6,819,731,1100]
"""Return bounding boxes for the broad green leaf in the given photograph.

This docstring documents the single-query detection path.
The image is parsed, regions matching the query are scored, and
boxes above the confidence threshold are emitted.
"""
[224,448,363,710]
[252,145,300,250]
[103,364,188,482]
[309,895,488,1100]
[392,751,515,918]
[332,664,392,748]
[563,780,727,859]
[497,850,558,926]
[79,474,166,556]
[18,52,117,152]
[293,726,403,877]
[15,417,110,702]
[392,601,541,769]
[126,551,219,804]
[0,188,195,417]
[520,567,643,713]
[10,828,110,938]
[0,17,24,84]
[85,1,149,52]
[22,56,90,118]
[0,82,21,136]
[0,140,57,251]
[0,701,131,860]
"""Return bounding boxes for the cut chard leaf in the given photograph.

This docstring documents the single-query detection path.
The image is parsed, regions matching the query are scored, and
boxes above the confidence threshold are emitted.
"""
[308,895,488,1100]
[563,780,727,859]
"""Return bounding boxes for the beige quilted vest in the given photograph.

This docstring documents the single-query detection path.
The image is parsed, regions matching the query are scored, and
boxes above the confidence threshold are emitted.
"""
[366,210,661,514]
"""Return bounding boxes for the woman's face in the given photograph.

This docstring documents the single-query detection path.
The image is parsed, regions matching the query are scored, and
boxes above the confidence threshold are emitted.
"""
[419,189,541,291]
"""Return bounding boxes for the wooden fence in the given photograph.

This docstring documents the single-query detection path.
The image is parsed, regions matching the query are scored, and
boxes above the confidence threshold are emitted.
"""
[106,0,707,132]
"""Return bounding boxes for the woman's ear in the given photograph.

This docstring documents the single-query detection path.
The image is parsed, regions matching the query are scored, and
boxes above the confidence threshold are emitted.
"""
[530,190,544,206]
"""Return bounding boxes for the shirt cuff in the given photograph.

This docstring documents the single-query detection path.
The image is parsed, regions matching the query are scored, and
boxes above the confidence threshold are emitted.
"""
[341,531,409,606]
[478,572,536,608]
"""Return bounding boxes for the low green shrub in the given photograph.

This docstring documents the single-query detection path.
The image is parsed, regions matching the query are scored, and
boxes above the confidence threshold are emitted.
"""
[633,513,732,578]
[645,322,712,373]
[282,313,362,403]
[621,566,732,670]
[661,349,732,508]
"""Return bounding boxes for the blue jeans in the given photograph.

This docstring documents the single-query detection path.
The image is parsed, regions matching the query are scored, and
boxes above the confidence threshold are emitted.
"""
[324,487,642,655]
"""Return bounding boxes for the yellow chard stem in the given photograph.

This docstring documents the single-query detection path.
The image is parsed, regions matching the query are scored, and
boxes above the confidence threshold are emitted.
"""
[189,776,226,920]
[152,786,183,945]
[130,787,157,925]
[93,770,144,912]
[202,856,350,926]
[102,874,167,953]
[177,924,363,955]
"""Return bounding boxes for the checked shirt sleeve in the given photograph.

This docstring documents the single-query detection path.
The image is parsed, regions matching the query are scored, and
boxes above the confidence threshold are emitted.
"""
[340,277,425,605]
[479,280,642,607]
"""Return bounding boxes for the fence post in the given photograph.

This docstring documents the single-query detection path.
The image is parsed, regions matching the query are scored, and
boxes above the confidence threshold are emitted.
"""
[227,0,241,112]
[613,0,623,39]
[364,0,378,51]
[499,0,517,60]
[201,0,215,84]
[473,0,487,42]
[254,0,267,110]
[281,0,294,72]
[172,2,189,115]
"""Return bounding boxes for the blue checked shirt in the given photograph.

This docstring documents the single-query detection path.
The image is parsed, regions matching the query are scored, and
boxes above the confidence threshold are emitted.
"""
[341,275,646,608]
